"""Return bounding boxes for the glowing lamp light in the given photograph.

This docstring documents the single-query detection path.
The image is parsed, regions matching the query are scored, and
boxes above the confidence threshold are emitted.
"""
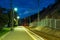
[14,8,18,11]
[17,16,20,19]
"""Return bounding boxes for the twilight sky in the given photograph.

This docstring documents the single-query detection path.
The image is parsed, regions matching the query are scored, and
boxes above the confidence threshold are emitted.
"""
[0,0,55,19]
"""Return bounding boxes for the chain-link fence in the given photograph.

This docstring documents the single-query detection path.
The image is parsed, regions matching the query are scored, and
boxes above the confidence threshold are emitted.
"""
[39,19,60,29]
[30,18,60,29]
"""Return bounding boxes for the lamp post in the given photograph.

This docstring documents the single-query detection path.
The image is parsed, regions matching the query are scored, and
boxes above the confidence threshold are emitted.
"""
[11,8,18,30]
[14,8,20,26]
[10,0,18,30]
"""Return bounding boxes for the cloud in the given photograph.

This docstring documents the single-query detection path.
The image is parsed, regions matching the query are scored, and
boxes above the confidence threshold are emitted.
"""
[24,11,29,14]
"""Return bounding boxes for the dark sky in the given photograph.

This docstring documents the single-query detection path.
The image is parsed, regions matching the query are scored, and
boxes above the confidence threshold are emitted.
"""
[0,0,55,19]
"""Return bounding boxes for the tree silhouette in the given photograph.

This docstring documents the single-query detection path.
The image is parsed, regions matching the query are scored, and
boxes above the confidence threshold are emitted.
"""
[0,7,18,30]
[0,7,9,30]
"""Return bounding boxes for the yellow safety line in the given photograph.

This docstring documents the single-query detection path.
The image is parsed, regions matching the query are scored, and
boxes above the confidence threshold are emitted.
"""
[23,27,37,40]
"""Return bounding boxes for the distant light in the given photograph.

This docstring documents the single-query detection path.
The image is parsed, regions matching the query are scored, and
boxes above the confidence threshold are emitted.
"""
[17,16,20,19]
[14,8,18,11]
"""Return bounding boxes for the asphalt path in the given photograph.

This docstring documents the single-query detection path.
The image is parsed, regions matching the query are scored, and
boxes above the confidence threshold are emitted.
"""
[2,26,33,40]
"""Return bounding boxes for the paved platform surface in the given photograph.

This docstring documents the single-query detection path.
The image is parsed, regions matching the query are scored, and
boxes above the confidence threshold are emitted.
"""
[1,26,33,40]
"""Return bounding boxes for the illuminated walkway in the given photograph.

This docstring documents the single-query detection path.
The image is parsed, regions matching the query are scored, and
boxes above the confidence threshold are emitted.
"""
[1,26,33,40]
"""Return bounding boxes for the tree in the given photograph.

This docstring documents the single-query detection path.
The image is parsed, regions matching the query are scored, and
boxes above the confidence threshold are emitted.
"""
[0,7,9,30]
[0,7,18,30]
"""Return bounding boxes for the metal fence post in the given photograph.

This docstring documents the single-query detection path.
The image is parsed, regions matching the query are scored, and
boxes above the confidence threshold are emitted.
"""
[55,19,56,29]
[50,19,51,27]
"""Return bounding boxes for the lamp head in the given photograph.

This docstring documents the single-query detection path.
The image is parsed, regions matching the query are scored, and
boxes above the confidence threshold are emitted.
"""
[17,16,20,19]
[14,8,18,11]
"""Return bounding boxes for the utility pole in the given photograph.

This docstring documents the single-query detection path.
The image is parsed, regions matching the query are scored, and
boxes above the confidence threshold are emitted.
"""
[10,0,14,30]
[37,0,40,26]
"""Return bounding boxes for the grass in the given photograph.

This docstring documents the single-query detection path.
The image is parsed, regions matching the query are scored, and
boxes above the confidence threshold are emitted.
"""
[0,28,10,37]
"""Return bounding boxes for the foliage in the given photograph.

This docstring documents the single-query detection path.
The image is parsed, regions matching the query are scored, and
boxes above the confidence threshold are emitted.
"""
[0,7,17,30]
[0,7,8,30]
[0,28,10,37]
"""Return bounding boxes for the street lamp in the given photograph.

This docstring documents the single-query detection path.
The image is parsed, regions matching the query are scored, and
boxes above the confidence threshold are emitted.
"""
[14,8,18,11]
[17,16,20,26]
[10,0,18,30]
[17,16,20,19]
[14,8,20,26]
[11,8,18,30]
